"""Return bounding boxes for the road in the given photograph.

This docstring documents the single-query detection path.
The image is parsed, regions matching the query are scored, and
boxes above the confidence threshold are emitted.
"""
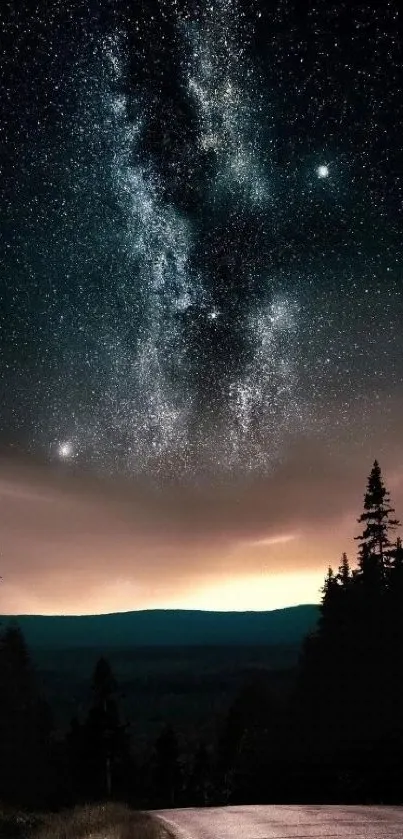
[152,804,403,838]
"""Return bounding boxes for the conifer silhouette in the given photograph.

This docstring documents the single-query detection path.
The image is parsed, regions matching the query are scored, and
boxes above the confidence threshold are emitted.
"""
[82,656,131,800]
[0,624,52,807]
[294,460,403,803]
[355,460,400,569]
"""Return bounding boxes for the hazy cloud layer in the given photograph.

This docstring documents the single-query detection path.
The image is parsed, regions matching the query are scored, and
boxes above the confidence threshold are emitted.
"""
[1,426,402,614]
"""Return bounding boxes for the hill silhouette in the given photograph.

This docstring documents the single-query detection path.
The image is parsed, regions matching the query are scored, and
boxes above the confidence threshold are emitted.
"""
[0,604,319,649]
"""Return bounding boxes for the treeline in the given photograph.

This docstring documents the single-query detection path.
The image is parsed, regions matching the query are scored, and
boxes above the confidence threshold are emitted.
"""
[1,459,403,810]
[0,627,212,811]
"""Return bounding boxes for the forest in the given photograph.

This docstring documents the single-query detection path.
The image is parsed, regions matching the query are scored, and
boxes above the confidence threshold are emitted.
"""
[1,460,403,820]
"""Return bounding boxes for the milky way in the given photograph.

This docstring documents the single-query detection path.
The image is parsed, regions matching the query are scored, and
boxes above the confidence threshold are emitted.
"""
[1,0,402,482]
[81,4,304,479]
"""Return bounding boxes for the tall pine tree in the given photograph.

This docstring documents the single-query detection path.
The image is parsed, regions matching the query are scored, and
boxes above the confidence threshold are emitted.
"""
[79,656,131,801]
[153,725,182,807]
[355,460,400,574]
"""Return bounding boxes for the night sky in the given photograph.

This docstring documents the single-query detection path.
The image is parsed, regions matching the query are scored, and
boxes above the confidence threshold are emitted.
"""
[1,0,402,614]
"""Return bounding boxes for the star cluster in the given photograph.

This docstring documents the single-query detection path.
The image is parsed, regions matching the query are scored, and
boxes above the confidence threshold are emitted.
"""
[0,0,402,482]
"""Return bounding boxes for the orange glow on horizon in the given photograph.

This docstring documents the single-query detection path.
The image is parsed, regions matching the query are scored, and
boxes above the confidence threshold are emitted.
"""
[1,443,402,616]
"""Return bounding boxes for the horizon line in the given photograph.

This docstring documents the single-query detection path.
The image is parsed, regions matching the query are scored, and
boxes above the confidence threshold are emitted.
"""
[0,602,318,619]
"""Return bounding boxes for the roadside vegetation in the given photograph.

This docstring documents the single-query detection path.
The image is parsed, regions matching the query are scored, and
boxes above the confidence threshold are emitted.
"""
[0,802,171,839]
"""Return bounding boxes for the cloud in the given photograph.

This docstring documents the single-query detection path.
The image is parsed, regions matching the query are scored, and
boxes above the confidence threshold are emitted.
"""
[0,437,402,614]
[241,534,299,548]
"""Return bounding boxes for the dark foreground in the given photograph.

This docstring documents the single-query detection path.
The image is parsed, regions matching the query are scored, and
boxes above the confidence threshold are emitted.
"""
[153,804,403,839]
[0,802,169,839]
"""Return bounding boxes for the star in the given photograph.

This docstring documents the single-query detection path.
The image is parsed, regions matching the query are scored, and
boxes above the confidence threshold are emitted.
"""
[207,308,220,321]
[58,441,73,459]
[317,165,329,179]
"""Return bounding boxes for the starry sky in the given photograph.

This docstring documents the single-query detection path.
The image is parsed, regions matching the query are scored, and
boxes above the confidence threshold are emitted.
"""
[0,0,402,614]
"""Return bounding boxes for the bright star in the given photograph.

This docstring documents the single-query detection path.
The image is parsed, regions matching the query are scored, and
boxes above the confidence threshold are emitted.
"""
[317,164,329,178]
[208,308,220,321]
[58,441,73,459]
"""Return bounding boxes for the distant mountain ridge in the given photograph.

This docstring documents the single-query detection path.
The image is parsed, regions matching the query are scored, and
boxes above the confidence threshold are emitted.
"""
[0,604,319,649]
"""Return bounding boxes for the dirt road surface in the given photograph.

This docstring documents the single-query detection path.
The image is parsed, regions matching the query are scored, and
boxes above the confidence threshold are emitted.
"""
[152,804,403,838]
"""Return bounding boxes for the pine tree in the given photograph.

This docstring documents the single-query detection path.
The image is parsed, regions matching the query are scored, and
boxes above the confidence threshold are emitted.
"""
[355,460,400,573]
[294,460,403,801]
[352,464,401,733]
[92,656,117,702]
[322,566,336,598]
[337,553,351,588]
[318,566,343,638]
[82,656,131,800]
[0,624,52,807]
